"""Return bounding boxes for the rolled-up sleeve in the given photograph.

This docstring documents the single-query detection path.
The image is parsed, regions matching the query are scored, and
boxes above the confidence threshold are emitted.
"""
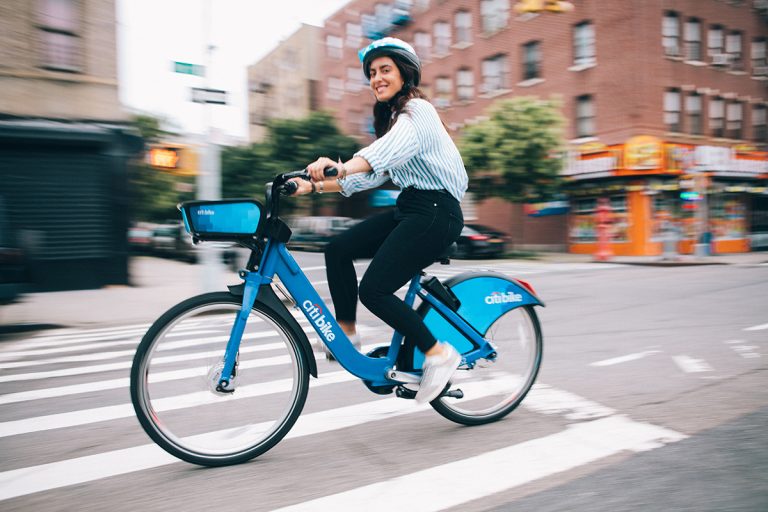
[354,113,420,177]
[338,171,391,197]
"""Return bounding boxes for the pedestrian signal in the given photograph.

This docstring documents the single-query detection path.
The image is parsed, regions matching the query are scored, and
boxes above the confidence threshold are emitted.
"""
[147,144,198,176]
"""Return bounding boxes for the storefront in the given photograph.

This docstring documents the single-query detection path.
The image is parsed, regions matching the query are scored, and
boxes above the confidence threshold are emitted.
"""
[563,136,768,256]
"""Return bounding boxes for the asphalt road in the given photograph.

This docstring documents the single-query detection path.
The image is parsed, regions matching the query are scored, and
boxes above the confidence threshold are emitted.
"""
[0,254,766,511]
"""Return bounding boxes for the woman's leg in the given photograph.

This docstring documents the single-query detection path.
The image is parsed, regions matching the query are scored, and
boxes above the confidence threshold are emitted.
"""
[324,210,397,335]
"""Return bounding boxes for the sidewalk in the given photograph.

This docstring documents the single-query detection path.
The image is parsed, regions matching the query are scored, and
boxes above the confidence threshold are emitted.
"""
[1,251,766,335]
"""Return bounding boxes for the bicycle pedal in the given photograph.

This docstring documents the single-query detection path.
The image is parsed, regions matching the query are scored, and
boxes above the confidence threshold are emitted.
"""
[395,385,417,400]
[442,388,464,399]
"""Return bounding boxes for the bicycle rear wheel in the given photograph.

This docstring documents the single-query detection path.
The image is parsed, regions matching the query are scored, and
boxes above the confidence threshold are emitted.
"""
[431,305,542,425]
[130,292,310,466]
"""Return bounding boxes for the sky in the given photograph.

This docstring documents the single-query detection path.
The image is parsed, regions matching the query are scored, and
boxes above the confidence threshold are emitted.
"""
[116,0,351,141]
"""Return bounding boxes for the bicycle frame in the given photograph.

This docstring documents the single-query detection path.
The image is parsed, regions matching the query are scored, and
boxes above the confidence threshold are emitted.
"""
[217,236,497,389]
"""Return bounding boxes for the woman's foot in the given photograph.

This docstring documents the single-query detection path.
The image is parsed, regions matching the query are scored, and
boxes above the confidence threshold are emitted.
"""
[416,342,461,403]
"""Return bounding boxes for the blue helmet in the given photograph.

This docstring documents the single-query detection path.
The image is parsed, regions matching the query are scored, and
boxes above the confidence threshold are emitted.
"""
[358,37,421,86]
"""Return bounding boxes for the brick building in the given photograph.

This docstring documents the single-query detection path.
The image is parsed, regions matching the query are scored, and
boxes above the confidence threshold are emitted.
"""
[247,24,322,143]
[0,0,141,291]
[310,0,767,254]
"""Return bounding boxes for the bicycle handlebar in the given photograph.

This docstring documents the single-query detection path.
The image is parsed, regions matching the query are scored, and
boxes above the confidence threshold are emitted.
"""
[267,166,338,219]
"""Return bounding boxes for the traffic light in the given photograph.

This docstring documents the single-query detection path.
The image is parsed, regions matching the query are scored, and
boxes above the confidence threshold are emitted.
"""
[147,144,198,176]
[514,0,575,14]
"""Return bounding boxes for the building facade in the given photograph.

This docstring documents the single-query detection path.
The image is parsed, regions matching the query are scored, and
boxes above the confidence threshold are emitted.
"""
[315,0,767,254]
[0,0,141,291]
[247,24,322,143]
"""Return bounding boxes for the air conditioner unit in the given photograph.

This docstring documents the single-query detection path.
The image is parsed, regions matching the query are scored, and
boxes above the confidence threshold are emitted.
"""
[711,53,730,66]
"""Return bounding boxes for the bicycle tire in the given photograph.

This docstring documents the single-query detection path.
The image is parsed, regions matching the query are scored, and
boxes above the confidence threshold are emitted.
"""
[429,305,543,426]
[130,292,310,466]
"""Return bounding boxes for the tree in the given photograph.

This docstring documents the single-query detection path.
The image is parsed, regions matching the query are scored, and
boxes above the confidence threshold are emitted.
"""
[222,111,361,214]
[460,97,566,202]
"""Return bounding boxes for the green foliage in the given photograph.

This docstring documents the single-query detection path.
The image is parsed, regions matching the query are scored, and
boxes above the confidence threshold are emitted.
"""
[459,97,566,202]
[222,111,361,213]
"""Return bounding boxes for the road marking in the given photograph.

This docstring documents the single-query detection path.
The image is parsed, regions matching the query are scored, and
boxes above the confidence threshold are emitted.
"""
[590,350,661,367]
[272,415,685,512]
[672,355,713,373]
[0,381,681,502]
[724,340,761,359]
[743,322,768,331]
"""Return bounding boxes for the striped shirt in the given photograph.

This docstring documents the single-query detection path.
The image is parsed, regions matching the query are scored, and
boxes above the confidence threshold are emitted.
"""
[340,98,468,201]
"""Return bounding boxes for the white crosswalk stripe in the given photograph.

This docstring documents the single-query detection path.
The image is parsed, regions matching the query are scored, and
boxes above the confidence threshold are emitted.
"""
[0,320,685,507]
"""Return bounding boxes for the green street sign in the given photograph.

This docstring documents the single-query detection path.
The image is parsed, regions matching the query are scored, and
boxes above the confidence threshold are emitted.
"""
[173,61,205,77]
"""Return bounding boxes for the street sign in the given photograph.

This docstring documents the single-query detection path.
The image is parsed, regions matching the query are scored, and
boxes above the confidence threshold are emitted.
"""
[190,87,227,105]
[173,61,205,77]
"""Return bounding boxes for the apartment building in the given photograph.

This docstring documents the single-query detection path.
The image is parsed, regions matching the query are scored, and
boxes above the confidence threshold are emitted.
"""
[316,0,767,255]
[247,24,322,142]
[0,0,141,291]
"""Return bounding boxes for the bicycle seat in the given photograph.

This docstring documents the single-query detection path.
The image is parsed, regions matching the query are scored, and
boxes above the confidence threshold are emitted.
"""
[436,243,457,264]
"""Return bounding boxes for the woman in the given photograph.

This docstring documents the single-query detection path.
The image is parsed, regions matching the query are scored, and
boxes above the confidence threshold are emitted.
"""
[290,37,468,404]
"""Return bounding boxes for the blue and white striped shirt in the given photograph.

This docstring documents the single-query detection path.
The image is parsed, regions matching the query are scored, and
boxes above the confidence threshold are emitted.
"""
[340,98,468,201]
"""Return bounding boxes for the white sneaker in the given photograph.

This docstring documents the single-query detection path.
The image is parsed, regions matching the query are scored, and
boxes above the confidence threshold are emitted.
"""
[324,333,362,362]
[416,342,461,404]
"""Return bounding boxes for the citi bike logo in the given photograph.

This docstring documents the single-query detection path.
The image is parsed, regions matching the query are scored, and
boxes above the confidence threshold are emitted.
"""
[197,208,215,216]
[302,300,336,342]
[484,291,523,305]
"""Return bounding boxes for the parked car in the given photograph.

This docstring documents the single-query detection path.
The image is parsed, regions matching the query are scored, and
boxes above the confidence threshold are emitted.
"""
[287,216,359,252]
[0,196,28,304]
[151,222,198,262]
[454,224,509,259]
[128,222,155,254]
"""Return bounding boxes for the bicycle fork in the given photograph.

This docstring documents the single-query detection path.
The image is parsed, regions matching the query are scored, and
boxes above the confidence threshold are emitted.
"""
[216,273,262,393]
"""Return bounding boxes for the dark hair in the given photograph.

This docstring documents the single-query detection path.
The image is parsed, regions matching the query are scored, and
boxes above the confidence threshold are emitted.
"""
[372,57,428,138]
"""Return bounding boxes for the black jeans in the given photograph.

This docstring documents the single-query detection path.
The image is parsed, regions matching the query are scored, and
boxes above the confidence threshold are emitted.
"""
[324,188,464,353]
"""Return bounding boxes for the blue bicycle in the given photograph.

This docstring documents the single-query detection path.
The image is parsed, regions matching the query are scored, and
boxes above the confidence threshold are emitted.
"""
[130,168,544,466]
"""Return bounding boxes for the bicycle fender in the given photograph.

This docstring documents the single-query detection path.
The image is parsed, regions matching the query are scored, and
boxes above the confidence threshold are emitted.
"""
[228,283,318,378]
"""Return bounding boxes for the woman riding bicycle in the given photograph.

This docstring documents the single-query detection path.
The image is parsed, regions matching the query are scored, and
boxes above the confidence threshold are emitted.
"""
[290,37,468,404]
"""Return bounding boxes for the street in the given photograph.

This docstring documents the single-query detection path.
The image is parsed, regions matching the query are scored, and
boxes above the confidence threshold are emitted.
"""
[0,254,767,511]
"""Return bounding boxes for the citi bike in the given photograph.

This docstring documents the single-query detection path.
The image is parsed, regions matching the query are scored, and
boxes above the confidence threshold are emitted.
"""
[130,168,544,467]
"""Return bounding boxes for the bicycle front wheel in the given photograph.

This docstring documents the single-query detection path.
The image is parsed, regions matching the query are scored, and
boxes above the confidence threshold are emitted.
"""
[431,305,542,425]
[130,292,310,466]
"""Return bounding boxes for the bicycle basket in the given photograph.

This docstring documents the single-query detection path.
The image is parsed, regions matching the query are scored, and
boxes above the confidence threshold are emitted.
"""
[179,199,265,241]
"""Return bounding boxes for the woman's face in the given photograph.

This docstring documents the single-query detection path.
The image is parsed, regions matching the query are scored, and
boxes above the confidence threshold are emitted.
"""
[369,56,404,102]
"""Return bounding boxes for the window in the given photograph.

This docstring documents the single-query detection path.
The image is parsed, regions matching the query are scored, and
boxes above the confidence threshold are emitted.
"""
[727,102,743,139]
[523,41,541,80]
[434,76,452,108]
[710,97,725,137]
[457,68,474,101]
[686,93,703,135]
[38,0,81,71]
[662,12,680,57]
[346,23,362,48]
[752,38,767,76]
[455,10,472,46]
[481,54,509,94]
[326,35,342,59]
[481,0,509,34]
[327,77,344,101]
[575,94,595,138]
[434,22,451,56]
[573,21,595,66]
[414,31,431,61]
[664,88,682,132]
[753,105,767,143]
[684,18,702,61]
[375,3,393,28]
[726,31,743,70]
[708,25,725,59]
[346,67,364,92]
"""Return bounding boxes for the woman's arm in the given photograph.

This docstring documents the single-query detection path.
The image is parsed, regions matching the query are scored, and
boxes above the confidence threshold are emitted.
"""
[306,155,371,182]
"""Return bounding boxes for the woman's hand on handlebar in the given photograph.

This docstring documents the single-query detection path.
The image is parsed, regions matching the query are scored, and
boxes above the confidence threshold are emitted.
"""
[287,177,313,196]
[307,157,340,182]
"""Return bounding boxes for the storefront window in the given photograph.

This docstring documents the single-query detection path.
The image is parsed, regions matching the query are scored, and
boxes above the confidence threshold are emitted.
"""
[569,195,630,243]
[650,193,677,242]
[710,194,746,240]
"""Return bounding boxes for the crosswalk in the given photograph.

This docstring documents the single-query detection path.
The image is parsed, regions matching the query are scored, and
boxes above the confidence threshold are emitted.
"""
[0,304,689,510]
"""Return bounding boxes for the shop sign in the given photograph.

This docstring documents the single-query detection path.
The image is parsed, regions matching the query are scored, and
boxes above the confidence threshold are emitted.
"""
[624,135,663,170]
[666,144,695,171]
[562,146,618,179]
[693,146,768,176]
[525,200,569,217]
